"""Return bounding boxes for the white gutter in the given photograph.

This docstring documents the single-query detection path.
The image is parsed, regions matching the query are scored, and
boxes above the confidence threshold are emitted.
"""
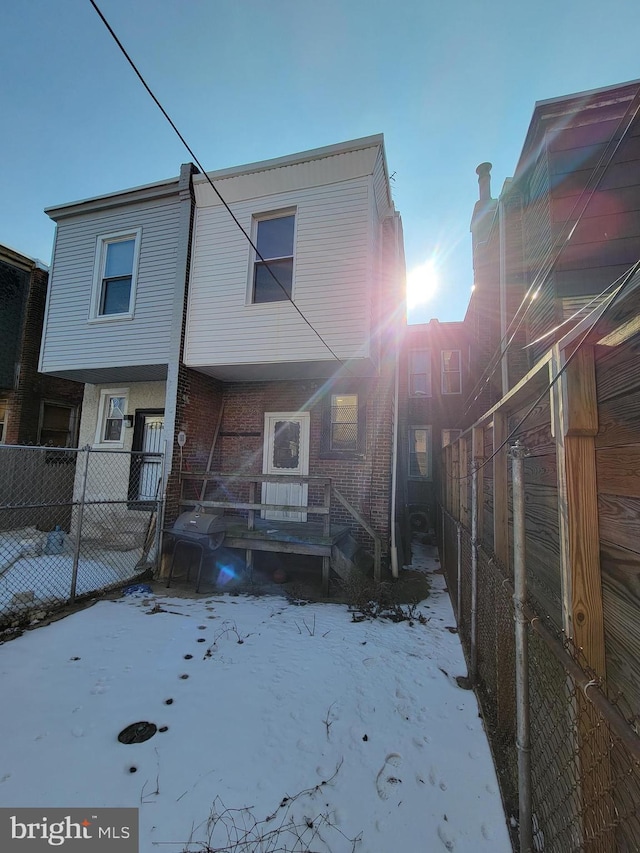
[390,213,403,579]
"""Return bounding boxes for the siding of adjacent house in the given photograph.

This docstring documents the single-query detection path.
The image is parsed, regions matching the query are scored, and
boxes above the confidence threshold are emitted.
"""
[185,177,372,368]
[524,94,640,360]
[40,197,181,375]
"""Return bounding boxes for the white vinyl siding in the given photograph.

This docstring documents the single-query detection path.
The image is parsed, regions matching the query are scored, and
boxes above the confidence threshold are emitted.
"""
[185,176,372,367]
[40,199,181,373]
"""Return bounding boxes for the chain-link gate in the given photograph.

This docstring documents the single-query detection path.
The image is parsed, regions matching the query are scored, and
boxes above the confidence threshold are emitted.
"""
[0,444,164,629]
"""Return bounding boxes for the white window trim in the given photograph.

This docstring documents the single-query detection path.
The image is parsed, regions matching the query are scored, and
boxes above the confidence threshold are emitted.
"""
[94,388,129,447]
[441,349,462,395]
[246,208,297,306]
[408,424,432,480]
[409,348,432,397]
[88,228,142,323]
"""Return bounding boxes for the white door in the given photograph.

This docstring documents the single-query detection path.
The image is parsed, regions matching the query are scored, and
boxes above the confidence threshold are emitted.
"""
[262,412,310,522]
[138,414,165,501]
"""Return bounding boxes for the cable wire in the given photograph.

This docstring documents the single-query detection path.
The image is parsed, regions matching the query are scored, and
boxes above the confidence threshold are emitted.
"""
[89,0,350,368]
[454,258,640,482]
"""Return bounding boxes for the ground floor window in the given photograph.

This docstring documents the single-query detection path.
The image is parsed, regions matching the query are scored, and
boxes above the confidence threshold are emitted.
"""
[441,428,461,448]
[38,401,78,447]
[95,389,129,446]
[321,389,365,458]
[409,425,432,479]
[0,399,6,442]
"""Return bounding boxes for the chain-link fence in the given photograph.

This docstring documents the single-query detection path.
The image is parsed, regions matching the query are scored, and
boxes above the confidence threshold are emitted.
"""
[441,507,640,852]
[0,444,164,629]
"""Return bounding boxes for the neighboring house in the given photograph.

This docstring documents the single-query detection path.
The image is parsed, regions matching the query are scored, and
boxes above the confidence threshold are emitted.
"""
[40,137,405,584]
[0,243,83,446]
[398,320,468,548]
[466,78,640,399]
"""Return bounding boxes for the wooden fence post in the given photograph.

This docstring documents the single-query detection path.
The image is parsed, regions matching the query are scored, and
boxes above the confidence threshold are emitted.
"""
[473,426,485,541]
[459,435,469,528]
[552,343,613,852]
[493,412,509,568]
[451,440,460,521]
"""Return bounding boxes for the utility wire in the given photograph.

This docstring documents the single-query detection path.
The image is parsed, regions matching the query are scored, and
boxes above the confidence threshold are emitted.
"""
[462,84,640,417]
[89,0,349,368]
[454,258,640,483]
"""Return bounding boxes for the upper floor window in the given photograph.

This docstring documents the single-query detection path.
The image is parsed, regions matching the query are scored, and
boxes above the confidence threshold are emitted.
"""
[441,350,462,394]
[90,229,142,320]
[251,212,295,303]
[409,349,431,397]
[95,389,129,446]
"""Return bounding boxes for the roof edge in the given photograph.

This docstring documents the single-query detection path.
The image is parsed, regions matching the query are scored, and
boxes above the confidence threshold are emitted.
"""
[194,134,385,184]
[45,174,182,221]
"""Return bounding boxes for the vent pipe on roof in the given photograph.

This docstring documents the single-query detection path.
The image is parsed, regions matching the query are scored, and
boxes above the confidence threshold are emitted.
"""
[476,162,492,202]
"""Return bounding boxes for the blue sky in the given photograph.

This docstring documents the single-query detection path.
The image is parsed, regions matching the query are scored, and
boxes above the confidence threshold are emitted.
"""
[2,0,640,322]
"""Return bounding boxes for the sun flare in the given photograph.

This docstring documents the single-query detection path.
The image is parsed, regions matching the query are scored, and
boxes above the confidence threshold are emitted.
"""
[406,260,438,310]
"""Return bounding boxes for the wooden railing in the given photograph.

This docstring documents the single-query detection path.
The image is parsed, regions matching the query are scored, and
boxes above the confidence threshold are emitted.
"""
[179,472,382,580]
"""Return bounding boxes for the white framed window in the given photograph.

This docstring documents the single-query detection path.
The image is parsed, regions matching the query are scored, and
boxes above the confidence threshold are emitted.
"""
[250,210,296,303]
[38,401,78,447]
[95,389,129,446]
[90,228,142,321]
[442,428,462,448]
[329,393,359,452]
[409,349,431,397]
[441,349,462,395]
[408,425,432,479]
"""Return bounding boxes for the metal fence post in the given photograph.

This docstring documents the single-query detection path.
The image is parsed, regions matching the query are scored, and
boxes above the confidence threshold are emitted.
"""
[456,521,462,623]
[511,439,532,853]
[469,458,480,685]
[70,446,90,605]
[153,443,168,574]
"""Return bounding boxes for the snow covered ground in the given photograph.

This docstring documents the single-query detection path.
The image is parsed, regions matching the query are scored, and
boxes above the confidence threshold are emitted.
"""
[0,527,145,613]
[0,543,511,852]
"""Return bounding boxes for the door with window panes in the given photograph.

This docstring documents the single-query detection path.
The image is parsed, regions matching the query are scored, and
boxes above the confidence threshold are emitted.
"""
[262,412,309,521]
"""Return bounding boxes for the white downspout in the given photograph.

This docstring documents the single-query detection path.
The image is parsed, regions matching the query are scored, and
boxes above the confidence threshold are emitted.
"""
[390,342,400,578]
[390,213,402,579]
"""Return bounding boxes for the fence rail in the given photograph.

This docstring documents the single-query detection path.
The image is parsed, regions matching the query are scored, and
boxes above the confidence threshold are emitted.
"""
[0,445,164,630]
[440,503,640,852]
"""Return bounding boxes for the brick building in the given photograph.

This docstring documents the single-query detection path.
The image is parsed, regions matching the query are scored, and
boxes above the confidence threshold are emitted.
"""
[0,243,83,446]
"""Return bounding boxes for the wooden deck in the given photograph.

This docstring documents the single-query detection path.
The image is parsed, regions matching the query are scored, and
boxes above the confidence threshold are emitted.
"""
[176,471,383,592]
[221,516,351,556]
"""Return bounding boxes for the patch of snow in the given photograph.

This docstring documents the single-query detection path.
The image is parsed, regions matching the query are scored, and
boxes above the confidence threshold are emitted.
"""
[0,544,511,852]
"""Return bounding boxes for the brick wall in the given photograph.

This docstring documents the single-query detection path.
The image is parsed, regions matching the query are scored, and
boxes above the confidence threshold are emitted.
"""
[166,372,395,565]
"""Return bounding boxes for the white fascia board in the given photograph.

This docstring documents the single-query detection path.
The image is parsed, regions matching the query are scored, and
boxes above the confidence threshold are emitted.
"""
[45,176,181,221]
[194,135,385,185]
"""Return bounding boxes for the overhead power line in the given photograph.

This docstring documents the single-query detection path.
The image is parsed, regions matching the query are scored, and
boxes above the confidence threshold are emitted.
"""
[89,0,350,369]
[455,258,640,483]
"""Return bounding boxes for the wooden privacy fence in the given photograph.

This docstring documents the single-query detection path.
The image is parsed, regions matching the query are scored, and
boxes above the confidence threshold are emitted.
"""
[440,298,640,851]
